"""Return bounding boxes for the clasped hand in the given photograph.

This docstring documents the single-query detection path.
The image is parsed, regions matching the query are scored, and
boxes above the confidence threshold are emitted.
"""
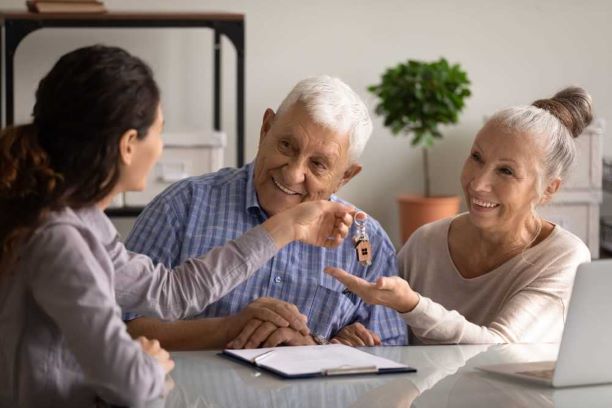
[225,297,382,349]
[225,297,311,349]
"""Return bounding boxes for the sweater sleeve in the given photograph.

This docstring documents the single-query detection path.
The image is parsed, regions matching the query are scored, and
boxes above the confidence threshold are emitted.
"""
[26,225,165,406]
[399,224,591,344]
[402,289,564,344]
[114,225,278,321]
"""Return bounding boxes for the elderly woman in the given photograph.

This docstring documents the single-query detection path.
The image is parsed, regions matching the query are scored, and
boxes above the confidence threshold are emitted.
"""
[327,87,592,344]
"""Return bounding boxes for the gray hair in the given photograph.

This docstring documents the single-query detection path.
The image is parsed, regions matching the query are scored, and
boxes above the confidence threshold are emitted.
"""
[487,87,593,196]
[277,75,373,162]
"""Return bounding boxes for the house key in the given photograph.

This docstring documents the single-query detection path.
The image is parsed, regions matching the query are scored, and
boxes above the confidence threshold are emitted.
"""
[353,217,372,266]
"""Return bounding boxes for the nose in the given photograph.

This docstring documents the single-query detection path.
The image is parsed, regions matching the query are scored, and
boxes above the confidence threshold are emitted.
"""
[470,167,493,192]
[282,158,307,186]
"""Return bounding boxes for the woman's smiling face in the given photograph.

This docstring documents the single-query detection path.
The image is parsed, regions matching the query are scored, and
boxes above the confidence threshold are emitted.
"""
[460,121,544,233]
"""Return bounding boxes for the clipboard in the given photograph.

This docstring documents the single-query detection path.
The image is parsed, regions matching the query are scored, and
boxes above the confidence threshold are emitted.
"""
[221,344,417,379]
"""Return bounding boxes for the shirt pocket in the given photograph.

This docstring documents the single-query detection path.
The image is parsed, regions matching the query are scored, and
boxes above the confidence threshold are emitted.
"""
[306,284,360,339]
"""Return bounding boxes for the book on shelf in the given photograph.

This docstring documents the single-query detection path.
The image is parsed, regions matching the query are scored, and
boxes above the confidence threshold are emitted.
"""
[26,0,107,13]
[33,0,103,2]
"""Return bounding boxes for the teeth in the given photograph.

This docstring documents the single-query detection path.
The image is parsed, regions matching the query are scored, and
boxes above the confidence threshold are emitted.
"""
[472,198,499,208]
[273,178,302,196]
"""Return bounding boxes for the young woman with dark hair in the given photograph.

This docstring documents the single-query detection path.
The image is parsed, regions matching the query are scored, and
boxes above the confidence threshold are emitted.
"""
[0,45,354,407]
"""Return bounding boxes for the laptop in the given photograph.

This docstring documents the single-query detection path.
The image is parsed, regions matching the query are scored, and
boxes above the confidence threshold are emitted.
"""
[478,259,612,387]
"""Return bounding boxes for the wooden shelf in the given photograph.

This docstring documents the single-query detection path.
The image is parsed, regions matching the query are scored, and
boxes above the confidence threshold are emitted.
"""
[0,11,244,22]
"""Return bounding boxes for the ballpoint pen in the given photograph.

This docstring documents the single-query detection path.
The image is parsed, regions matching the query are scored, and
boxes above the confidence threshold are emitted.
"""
[323,365,378,376]
[251,350,275,366]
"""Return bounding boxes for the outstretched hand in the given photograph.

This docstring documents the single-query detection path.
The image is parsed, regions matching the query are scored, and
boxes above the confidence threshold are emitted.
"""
[264,200,355,249]
[324,267,420,313]
[289,200,355,247]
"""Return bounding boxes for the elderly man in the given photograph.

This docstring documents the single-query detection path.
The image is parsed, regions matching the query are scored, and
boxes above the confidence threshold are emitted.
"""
[124,76,407,348]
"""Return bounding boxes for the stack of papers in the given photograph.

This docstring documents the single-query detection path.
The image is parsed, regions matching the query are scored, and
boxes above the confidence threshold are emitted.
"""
[222,344,416,379]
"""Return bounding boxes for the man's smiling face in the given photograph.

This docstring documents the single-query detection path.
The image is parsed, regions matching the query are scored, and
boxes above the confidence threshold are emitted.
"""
[253,102,361,216]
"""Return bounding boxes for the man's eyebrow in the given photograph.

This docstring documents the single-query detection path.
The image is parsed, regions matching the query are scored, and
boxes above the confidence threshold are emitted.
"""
[315,149,340,163]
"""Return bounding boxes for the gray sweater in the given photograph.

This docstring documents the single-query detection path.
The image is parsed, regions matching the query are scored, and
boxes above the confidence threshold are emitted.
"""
[0,206,276,407]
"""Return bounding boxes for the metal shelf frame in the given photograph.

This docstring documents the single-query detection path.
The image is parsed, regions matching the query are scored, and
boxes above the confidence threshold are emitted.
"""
[0,11,245,217]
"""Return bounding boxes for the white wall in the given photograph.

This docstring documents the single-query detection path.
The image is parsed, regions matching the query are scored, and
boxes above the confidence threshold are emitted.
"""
[2,0,611,246]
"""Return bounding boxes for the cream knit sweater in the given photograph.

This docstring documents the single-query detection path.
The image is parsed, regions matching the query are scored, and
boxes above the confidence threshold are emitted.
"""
[398,216,591,344]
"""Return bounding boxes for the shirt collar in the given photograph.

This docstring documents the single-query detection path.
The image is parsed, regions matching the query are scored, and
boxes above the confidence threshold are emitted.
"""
[245,162,264,215]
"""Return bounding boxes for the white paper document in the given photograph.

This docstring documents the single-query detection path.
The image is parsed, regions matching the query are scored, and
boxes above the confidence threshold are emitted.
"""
[222,344,416,378]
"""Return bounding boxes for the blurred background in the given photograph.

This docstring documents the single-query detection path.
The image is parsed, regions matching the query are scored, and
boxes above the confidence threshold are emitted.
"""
[1,0,610,250]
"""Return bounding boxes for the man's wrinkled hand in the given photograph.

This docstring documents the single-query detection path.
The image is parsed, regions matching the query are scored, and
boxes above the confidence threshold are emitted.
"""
[225,298,309,348]
[228,323,317,349]
[330,322,381,347]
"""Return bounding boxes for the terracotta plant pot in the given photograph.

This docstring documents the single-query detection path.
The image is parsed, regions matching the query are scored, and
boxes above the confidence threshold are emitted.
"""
[397,195,461,244]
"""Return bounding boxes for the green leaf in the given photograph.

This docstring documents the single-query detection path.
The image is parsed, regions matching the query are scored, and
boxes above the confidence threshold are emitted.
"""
[368,57,471,150]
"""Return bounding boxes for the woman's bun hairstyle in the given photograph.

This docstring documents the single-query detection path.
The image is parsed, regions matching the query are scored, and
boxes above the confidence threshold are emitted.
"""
[532,86,593,138]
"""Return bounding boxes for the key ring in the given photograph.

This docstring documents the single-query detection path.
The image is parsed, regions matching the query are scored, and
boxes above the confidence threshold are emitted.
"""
[353,215,372,267]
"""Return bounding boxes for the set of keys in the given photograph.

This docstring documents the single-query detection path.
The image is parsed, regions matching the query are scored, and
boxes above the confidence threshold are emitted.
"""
[353,216,372,267]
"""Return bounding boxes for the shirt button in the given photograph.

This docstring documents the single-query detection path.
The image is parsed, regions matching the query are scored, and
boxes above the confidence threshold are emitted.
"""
[274,276,282,284]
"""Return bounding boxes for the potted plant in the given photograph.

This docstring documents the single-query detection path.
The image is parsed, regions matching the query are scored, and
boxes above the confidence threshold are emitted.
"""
[368,58,471,242]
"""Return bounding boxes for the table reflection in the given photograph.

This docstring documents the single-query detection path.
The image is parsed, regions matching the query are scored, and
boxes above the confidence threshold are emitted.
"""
[140,343,612,407]
[148,344,490,408]
[413,344,612,408]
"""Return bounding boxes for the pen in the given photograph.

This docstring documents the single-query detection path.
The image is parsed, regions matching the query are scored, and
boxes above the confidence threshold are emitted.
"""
[323,365,378,376]
[251,350,275,366]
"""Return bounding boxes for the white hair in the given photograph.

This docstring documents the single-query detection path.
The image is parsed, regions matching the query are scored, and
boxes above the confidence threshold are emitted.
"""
[488,105,576,196]
[277,75,373,162]
[488,87,592,198]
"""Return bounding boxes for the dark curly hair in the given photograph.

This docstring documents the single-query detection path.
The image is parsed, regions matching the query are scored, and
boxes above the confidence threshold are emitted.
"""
[0,45,160,271]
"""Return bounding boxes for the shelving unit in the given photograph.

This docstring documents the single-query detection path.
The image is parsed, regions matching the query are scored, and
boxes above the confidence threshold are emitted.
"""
[0,11,245,217]
[600,157,612,257]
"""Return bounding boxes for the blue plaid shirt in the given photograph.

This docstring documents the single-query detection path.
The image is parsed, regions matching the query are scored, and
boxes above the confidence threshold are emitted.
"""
[124,163,407,345]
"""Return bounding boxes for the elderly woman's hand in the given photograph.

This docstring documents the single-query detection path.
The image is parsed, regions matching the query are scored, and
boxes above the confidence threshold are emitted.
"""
[324,267,420,313]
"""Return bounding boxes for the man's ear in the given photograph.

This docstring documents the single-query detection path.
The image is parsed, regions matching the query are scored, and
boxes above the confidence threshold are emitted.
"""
[337,163,362,190]
[259,108,276,144]
[540,178,561,205]
[118,129,139,166]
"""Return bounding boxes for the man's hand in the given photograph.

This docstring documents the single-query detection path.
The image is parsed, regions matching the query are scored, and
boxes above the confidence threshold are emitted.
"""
[225,297,309,347]
[324,267,420,313]
[330,322,382,347]
[227,323,317,349]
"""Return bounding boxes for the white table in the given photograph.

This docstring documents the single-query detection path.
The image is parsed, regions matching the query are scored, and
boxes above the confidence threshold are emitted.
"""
[145,344,612,407]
